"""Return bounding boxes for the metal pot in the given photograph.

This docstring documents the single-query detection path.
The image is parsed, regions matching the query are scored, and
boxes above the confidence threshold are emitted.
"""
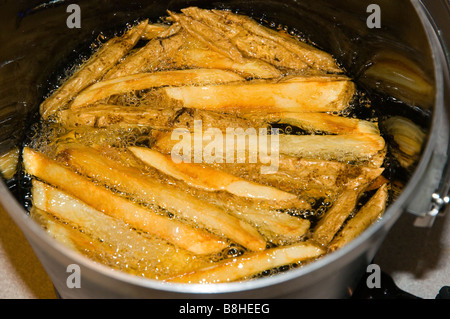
[0,0,448,299]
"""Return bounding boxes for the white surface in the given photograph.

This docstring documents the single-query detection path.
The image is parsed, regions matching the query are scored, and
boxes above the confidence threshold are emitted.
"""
[0,203,56,299]
[374,211,450,299]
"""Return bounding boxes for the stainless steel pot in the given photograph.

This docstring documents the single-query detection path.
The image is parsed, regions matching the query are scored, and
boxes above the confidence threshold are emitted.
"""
[0,0,448,299]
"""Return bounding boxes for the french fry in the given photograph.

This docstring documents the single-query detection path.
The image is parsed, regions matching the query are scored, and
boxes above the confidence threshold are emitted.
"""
[162,78,356,113]
[31,180,211,278]
[141,23,171,40]
[211,8,342,73]
[129,146,312,243]
[129,146,296,201]
[243,112,380,135]
[153,129,384,165]
[174,47,282,79]
[0,147,19,179]
[230,207,311,244]
[278,133,386,163]
[329,184,388,251]
[71,68,244,109]
[167,241,325,283]
[104,25,184,79]
[183,7,341,73]
[56,145,267,251]
[23,147,228,255]
[31,207,179,278]
[40,20,148,119]
[205,157,385,197]
[57,104,178,129]
[383,116,426,168]
[168,11,245,63]
[312,190,361,246]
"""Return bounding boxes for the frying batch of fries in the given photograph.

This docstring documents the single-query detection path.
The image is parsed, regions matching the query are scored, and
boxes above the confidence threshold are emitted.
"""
[22,7,390,283]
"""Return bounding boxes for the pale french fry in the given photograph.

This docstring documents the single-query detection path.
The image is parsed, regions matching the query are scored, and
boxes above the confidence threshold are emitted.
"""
[57,145,267,251]
[57,104,178,129]
[31,207,176,278]
[278,133,386,163]
[104,25,184,79]
[243,112,380,135]
[329,184,388,251]
[71,69,244,109]
[383,116,426,168]
[31,180,211,278]
[153,129,384,166]
[209,8,342,73]
[0,147,19,179]
[174,47,282,79]
[30,208,81,252]
[23,147,228,255]
[162,78,356,113]
[169,11,245,63]
[312,190,361,246]
[129,146,296,201]
[361,51,434,108]
[40,20,148,119]
[167,241,325,283]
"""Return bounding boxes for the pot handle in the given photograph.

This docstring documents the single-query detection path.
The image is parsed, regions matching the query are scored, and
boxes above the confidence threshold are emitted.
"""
[406,98,449,227]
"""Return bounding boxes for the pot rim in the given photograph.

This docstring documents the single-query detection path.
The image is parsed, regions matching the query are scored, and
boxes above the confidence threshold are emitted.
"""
[0,0,447,296]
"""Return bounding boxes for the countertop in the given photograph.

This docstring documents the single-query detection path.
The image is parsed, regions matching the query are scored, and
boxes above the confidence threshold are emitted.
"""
[1,200,449,299]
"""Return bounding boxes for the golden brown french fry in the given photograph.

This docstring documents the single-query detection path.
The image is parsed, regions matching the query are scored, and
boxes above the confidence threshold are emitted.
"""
[210,8,342,73]
[129,147,312,243]
[178,7,309,71]
[57,145,267,251]
[243,112,380,135]
[104,25,184,79]
[22,147,228,255]
[312,190,361,246]
[167,241,325,283]
[169,11,245,63]
[210,158,384,197]
[129,146,296,201]
[231,207,311,244]
[141,23,170,40]
[31,180,211,278]
[278,133,386,163]
[329,184,388,251]
[182,7,341,73]
[57,104,178,129]
[162,78,356,113]
[174,47,282,79]
[40,20,148,119]
[71,68,244,109]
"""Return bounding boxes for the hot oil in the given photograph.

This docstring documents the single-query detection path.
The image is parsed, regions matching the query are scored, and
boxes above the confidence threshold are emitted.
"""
[11,13,429,282]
